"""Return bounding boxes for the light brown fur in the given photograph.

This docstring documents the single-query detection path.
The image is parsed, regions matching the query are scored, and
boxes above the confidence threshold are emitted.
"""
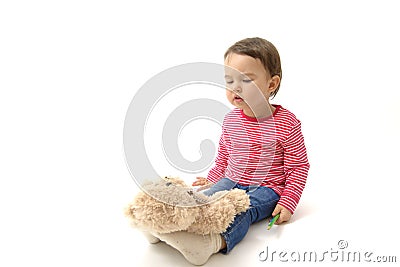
[124,177,250,235]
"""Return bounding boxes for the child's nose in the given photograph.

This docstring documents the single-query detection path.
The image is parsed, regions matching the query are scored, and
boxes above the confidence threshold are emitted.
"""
[232,84,242,93]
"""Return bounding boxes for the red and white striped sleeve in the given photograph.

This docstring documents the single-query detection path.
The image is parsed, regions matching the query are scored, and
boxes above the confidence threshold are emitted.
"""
[278,121,310,214]
[206,128,229,184]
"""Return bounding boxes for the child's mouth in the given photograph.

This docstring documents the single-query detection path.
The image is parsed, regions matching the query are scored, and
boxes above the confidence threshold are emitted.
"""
[234,95,243,102]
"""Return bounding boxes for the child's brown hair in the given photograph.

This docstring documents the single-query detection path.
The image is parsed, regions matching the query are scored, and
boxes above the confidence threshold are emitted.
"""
[224,37,282,98]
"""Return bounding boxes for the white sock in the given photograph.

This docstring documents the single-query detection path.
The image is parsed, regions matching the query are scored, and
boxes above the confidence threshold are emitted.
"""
[141,231,160,244]
[155,231,222,265]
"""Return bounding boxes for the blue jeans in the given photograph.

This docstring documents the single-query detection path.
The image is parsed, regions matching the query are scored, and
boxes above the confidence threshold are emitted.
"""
[203,178,279,254]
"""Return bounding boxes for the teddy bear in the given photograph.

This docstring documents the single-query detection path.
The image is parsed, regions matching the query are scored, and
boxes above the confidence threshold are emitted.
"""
[124,176,250,235]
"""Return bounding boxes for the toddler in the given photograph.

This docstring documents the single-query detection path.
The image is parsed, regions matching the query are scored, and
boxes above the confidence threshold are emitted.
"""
[151,37,310,265]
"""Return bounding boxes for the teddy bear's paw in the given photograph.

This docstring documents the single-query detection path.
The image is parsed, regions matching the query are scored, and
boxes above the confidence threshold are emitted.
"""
[227,188,250,213]
[154,231,221,265]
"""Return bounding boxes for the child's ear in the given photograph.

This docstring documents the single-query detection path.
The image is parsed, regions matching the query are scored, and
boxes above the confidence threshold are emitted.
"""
[268,75,280,93]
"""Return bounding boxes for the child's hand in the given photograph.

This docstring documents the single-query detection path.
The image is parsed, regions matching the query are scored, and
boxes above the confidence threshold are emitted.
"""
[272,204,292,225]
[192,177,210,186]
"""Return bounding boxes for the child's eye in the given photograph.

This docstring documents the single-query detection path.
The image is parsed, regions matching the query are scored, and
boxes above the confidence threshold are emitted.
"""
[225,80,233,84]
[243,79,252,83]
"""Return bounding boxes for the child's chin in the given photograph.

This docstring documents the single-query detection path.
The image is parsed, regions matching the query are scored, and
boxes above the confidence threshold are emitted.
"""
[233,99,245,105]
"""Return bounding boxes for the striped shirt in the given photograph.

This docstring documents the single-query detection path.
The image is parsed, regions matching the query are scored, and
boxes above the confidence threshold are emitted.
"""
[207,105,310,213]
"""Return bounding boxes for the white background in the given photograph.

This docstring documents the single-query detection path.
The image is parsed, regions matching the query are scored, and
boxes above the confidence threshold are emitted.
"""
[1,0,399,266]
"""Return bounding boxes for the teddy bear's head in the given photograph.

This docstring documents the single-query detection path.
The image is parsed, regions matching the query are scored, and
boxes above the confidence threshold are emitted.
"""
[137,176,210,207]
[124,177,250,235]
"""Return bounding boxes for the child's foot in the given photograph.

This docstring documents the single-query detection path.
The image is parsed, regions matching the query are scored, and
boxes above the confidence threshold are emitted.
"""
[154,231,222,265]
[142,231,160,244]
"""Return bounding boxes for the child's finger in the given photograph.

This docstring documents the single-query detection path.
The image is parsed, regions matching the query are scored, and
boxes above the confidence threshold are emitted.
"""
[275,211,290,225]
[272,206,282,217]
[192,181,200,186]
[192,177,206,186]
[192,178,199,186]
[275,216,283,225]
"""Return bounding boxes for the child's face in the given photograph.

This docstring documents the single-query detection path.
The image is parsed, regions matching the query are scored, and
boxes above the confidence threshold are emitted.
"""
[224,53,277,117]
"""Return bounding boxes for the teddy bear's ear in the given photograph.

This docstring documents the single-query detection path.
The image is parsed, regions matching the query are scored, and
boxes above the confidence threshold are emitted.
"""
[186,189,250,235]
[225,189,250,213]
[187,192,236,235]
